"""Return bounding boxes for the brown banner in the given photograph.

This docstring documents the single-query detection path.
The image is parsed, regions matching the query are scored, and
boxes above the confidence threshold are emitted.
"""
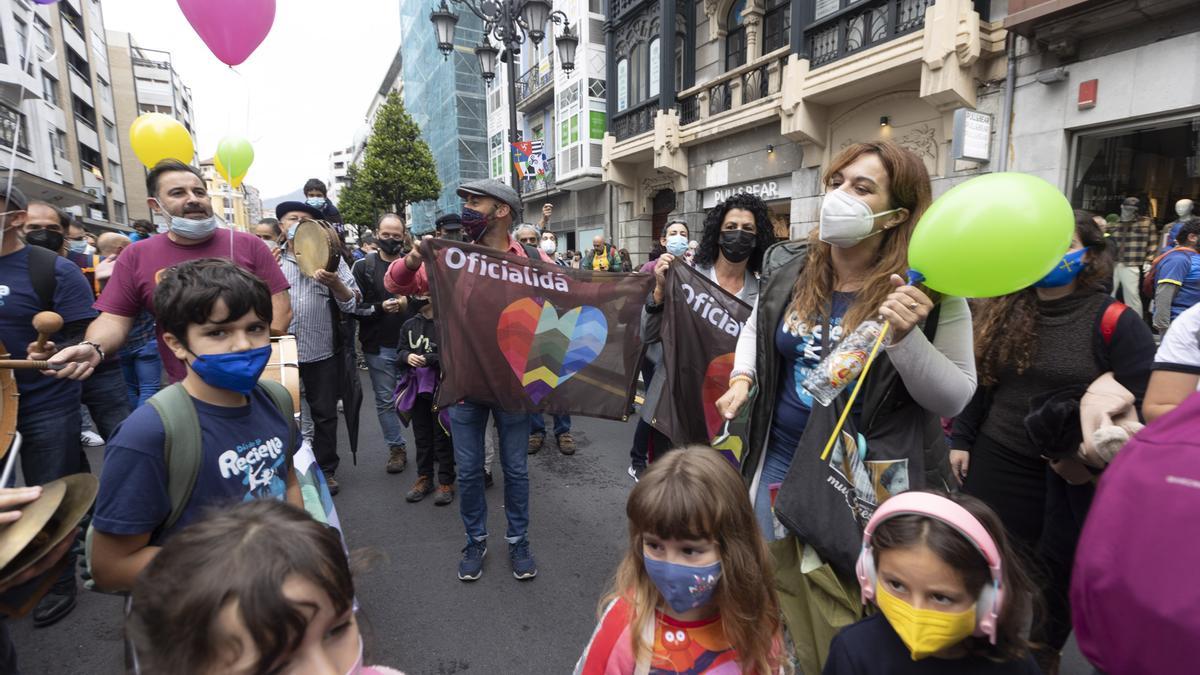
[652,262,753,467]
[423,239,655,420]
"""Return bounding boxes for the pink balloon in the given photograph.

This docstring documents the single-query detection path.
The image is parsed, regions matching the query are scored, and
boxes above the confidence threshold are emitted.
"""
[32,0,59,5]
[177,0,276,67]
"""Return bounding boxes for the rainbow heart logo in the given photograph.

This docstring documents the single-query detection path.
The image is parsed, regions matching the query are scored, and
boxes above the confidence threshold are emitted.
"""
[497,297,608,404]
[702,353,736,438]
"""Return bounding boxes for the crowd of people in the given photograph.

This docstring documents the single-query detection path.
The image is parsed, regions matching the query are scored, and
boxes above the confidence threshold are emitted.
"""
[0,139,1198,674]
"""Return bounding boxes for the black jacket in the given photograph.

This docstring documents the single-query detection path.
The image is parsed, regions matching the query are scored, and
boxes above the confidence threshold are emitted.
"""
[351,253,413,353]
[397,313,439,368]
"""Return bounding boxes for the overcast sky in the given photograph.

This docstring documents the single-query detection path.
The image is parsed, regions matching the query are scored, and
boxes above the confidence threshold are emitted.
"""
[102,0,401,200]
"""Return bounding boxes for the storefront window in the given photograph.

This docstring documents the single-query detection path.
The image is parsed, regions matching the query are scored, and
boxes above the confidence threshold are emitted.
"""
[1072,115,1200,222]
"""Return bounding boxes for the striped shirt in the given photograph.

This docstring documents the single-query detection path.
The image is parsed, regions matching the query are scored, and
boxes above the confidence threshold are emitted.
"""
[281,255,359,363]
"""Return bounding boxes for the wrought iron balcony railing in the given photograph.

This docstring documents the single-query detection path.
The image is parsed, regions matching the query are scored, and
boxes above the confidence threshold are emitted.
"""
[806,0,934,68]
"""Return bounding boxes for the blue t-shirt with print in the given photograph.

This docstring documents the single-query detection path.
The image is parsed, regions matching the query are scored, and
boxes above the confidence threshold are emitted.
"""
[93,387,297,543]
[0,246,98,410]
[1155,250,1200,319]
[769,292,855,459]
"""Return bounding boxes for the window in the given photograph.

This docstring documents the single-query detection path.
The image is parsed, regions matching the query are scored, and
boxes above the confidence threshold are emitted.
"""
[108,160,121,184]
[616,58,628,111]
[589,0,602,13]
[98,77,112,106]
[0,105,31,155]
[78,143,102,171]
[49,129,67,170]
[725,0,748,71]
[73,95,97,129]
[60,4,84,37]
[35,17,52,52]
[648,38,661,99]
[14,18,30,73]
[103,120,116,143]
[113,201,127,224]
[66,47,90,80]
[763,0,791,53]
[41,72,59,106]
[138,103,172,115]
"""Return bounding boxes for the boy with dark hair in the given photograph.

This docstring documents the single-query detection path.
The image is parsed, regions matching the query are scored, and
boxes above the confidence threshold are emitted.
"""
[89,258,302,593]
[303,178,342,224]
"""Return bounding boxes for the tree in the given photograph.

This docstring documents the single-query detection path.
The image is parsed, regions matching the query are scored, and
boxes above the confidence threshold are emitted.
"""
[337,163,384,229]
[358,92,441,214]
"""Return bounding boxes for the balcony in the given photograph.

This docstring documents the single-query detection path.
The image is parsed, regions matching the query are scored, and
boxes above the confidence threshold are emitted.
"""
[805,0,934,68]
[515,59,555,113]
[520,157,556,196]
[675,49,789,131]
[612,98,658,142]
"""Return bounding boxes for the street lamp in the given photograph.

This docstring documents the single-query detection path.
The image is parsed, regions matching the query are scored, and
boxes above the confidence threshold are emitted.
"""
[430,0,580,196]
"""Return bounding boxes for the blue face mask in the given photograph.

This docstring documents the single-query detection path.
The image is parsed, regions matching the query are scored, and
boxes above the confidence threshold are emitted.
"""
[643,556,722,614]
[306,197,327,209]
[665,234,689,257]
[188,345,272,395]
[287,223,299,241]
[1034,248,1089,288]
[66,239,89,254]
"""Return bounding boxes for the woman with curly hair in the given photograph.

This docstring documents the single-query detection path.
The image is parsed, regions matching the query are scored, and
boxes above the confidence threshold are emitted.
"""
[714,141,976,673]
[951,210,1154,671]
[634,194,777,473]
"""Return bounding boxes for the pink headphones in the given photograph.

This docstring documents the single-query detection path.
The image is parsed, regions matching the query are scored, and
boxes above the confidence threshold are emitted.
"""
[855,492,1005,644]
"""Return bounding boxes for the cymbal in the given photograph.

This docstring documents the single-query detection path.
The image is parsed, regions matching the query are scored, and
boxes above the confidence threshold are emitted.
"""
[0,474,99,584]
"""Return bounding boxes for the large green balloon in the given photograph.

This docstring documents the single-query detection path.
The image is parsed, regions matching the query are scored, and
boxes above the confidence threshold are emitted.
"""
[909,173,1074,298]
[215,136,255,189]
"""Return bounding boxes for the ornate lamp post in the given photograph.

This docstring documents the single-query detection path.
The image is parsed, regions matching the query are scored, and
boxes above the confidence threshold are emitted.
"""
[430,0,579,197]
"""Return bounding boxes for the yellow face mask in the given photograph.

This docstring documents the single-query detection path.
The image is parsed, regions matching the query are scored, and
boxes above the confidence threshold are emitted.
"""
[875,584,977,660]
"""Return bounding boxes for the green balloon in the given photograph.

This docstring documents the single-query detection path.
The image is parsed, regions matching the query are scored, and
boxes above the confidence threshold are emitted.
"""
[215,136,255,186]
[909,173,1074,298]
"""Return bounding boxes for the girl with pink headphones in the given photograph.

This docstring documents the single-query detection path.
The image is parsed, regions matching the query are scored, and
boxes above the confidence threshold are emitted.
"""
[824,491,1039,674]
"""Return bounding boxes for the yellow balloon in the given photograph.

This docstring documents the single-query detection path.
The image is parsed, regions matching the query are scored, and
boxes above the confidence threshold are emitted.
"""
[129,113,194,168]
[213,154,249,189]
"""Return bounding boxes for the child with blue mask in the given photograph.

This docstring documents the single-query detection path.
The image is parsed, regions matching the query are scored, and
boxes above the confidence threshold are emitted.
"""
[575,448,784,674]
[89,258,303,593]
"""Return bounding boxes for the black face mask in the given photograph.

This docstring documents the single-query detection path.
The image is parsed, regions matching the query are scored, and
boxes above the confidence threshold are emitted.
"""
[377,238,405,256]
[718,229,756,263]
[25,229,64,253]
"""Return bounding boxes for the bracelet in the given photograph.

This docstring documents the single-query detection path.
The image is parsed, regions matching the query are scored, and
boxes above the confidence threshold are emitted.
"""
[728,374,754,388]
[81,339,105,362]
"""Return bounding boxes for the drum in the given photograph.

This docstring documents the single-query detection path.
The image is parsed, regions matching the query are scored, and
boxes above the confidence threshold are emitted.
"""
[293,219,340,277]
[261,336,301,414]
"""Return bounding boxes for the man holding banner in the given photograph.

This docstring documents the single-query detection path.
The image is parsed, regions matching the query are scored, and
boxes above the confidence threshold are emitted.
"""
[386,178,654,584]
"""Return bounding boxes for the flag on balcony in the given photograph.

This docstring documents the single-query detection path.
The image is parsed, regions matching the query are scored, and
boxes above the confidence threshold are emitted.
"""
[511,141,533,179]
[652,261,753,468]
[421,238,654,420]
[529,139,547,177]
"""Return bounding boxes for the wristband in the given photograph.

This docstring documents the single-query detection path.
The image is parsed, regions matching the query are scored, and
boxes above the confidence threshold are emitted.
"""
[81,339,105,362]
[728,374,754,388]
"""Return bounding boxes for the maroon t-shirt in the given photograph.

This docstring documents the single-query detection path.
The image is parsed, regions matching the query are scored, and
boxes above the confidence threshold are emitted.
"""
[94,229,290,382]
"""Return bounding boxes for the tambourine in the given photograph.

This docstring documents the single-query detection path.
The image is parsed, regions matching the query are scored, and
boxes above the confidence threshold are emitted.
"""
[292,219,341,278]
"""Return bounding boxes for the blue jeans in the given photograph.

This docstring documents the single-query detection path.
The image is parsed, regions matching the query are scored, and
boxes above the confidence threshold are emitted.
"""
[449,402,531,543]
[754,433,797,542]
[363,348,406,448]
[530,413,571,438]
[82,361,133,441]
[120,341,162,408]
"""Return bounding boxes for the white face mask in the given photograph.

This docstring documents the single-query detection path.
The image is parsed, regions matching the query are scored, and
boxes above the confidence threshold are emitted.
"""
[540,239,557,254]
[819,189,900,248]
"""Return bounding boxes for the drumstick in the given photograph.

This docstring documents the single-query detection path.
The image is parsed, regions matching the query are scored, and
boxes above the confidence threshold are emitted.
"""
[32,312,63,352]
[0,360,64,371]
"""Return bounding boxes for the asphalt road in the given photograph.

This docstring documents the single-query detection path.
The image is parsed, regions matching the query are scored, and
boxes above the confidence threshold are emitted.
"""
[9,378,1095,674]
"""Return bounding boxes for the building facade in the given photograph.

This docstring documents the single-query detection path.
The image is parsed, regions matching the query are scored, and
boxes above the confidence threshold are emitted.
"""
[200,157,251,231]
[398,0,488,232]
[327,145,351,204]
[107,30,196,222]
[1004,0,1198,228]
[0,0,132,232]
[602,0,1007,259]
[485,0,610,253]
[350,46,404,169]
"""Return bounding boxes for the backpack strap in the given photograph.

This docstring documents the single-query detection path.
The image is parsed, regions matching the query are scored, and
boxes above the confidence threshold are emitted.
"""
[26,244,59,310]
[146,383,203,536]
[256,380,297,454]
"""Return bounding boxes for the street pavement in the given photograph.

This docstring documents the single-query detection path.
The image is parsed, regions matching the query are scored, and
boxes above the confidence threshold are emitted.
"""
[11,375,1095,674]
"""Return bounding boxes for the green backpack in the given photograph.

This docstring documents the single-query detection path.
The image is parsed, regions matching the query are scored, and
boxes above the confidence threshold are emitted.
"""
[83,380,295,592]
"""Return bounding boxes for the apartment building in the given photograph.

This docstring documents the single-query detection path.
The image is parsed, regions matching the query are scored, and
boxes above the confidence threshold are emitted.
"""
[484,0,609,253]
[107,29,196,221]
[0,0,131,231]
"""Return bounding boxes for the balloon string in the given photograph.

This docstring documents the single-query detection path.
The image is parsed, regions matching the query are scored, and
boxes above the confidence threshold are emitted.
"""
[819,321,890,462]
[3,30,37,232]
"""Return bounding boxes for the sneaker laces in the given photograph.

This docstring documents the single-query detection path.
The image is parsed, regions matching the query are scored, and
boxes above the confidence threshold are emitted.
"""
[463,539,486,560]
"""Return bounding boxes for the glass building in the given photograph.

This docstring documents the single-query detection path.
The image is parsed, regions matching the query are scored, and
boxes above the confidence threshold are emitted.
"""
[399,0,490,232]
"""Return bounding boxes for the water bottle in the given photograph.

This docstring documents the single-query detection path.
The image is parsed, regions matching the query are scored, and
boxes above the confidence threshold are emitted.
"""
[801,319,890,407]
